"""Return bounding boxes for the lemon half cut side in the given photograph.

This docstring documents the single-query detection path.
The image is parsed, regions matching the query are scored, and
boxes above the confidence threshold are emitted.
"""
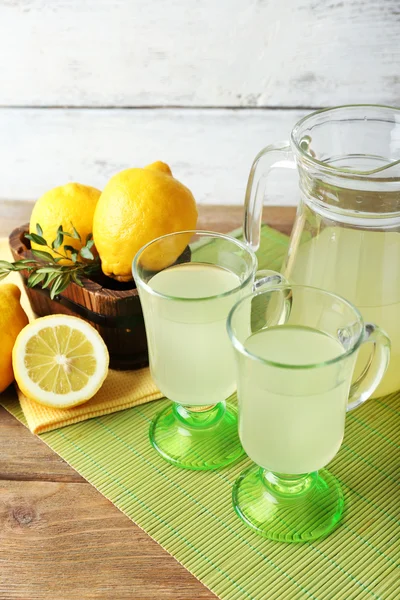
[13,315,109,408]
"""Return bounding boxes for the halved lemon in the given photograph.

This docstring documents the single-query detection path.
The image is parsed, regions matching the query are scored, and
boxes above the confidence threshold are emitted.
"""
[12,315,109,408]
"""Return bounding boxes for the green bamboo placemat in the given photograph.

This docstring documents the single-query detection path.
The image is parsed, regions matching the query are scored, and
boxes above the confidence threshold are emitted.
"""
[1,225,399,600]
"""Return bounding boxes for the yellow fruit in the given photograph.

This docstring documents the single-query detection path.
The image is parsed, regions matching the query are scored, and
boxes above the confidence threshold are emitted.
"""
[145,161,173,176]
[93,162,197,280]
[0,284,29,393]
[12,315,109,409]
[29,183,101,262]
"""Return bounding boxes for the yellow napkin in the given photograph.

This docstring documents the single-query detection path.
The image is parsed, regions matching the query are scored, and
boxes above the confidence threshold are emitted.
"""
[0,236,163,434]
[17,369,162,434]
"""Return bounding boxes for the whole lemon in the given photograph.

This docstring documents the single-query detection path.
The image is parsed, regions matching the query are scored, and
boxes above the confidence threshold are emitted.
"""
[0,284,29,393]
[29,183,101,261]
[93,162,198,280]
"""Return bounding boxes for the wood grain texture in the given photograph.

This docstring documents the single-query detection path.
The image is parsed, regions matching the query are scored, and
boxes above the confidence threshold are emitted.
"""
[0,108,303,204]
[0,406,84,483]
[0,0,399,107]
[0,480,216,600]
[0,202,295,600]
[198,204,297,236]
[0,199,296,237]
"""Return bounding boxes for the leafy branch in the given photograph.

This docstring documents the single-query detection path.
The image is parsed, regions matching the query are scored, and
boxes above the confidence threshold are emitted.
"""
[0,223,100,299]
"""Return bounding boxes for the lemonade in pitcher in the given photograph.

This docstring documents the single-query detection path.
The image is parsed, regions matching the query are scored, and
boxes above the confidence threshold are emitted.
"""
[243,105,400,397]
[285,226,400,397]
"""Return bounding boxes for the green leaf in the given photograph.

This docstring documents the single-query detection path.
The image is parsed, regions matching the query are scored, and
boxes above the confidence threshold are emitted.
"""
[52,231,64,249]
[25,233,47,246]
[86,239,95,250]
[71,223,81,241]
[12,263,34,271]
[35,266,60,274]
[83,258,101,275]
[42,271,60,289]
[0,260,14,270]
[71,271,84,287]
[31,249,55,262]
[36,223,43,236]
[0,272,9,282]
[50,273,70,299]
[57,279,71,296]
[15,259,37,265]
[85,233,93,243]
[50,276,62,299]
[63,245,79,264]
[80,246,94,260]
[27,272,46,287]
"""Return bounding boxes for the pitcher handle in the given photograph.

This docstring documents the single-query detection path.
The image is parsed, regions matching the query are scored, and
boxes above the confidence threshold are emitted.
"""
[244,142,295,251]
[347,323,391,412]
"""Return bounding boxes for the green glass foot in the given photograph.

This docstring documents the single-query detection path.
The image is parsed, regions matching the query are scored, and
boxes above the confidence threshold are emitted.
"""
[149,401,244,470]
[232,465,344,542]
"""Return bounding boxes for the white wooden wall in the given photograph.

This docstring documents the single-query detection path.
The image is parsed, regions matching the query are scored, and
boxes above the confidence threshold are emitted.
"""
[0,0,399,206]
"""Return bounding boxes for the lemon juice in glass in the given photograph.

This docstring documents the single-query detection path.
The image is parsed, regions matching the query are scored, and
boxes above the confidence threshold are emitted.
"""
[227,285,390,542]
[133,231,259,470]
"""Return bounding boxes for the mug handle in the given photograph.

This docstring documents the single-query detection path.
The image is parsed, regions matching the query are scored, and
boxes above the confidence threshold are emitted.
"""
[347,323,391,412]
[251,271,291,329]
[253,269,286,291]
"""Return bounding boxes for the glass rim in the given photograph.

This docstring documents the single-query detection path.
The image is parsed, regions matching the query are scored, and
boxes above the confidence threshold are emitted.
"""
[227,284,365,370]
[291,103,400,177]
[132,230,258,302]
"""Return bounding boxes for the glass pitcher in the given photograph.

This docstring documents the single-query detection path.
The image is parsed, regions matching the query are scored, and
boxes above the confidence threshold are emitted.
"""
[243,105,400,397]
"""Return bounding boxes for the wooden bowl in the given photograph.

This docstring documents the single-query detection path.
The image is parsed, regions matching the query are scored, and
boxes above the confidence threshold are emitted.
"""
[9,225,148,370]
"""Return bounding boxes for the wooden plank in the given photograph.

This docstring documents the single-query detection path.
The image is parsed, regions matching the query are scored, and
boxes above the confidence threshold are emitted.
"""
[0,480,216,600]
[0,108,303,205]
[198,205,296,237]
[0,200,296,237]
[0,405,85,483]
[0,0,399,107]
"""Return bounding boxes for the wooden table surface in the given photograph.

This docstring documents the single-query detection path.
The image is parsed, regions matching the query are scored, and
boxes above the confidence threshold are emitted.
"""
[0,201,295,600]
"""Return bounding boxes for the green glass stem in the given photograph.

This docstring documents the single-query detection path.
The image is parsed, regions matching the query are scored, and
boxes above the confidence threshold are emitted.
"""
[149,400,244,470]
[173,402,226,428]
[262,470,317,496]
[232,464,344,542]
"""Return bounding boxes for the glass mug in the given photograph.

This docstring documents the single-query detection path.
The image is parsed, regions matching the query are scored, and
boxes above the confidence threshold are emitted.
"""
[133,230,279,470]
[227,285,390,542]
[243,105,400,397]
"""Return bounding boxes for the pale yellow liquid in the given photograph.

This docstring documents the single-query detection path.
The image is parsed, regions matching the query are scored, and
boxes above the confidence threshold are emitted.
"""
[141,262,249,406]
[239,325,354,474]
[286,227,400,396]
